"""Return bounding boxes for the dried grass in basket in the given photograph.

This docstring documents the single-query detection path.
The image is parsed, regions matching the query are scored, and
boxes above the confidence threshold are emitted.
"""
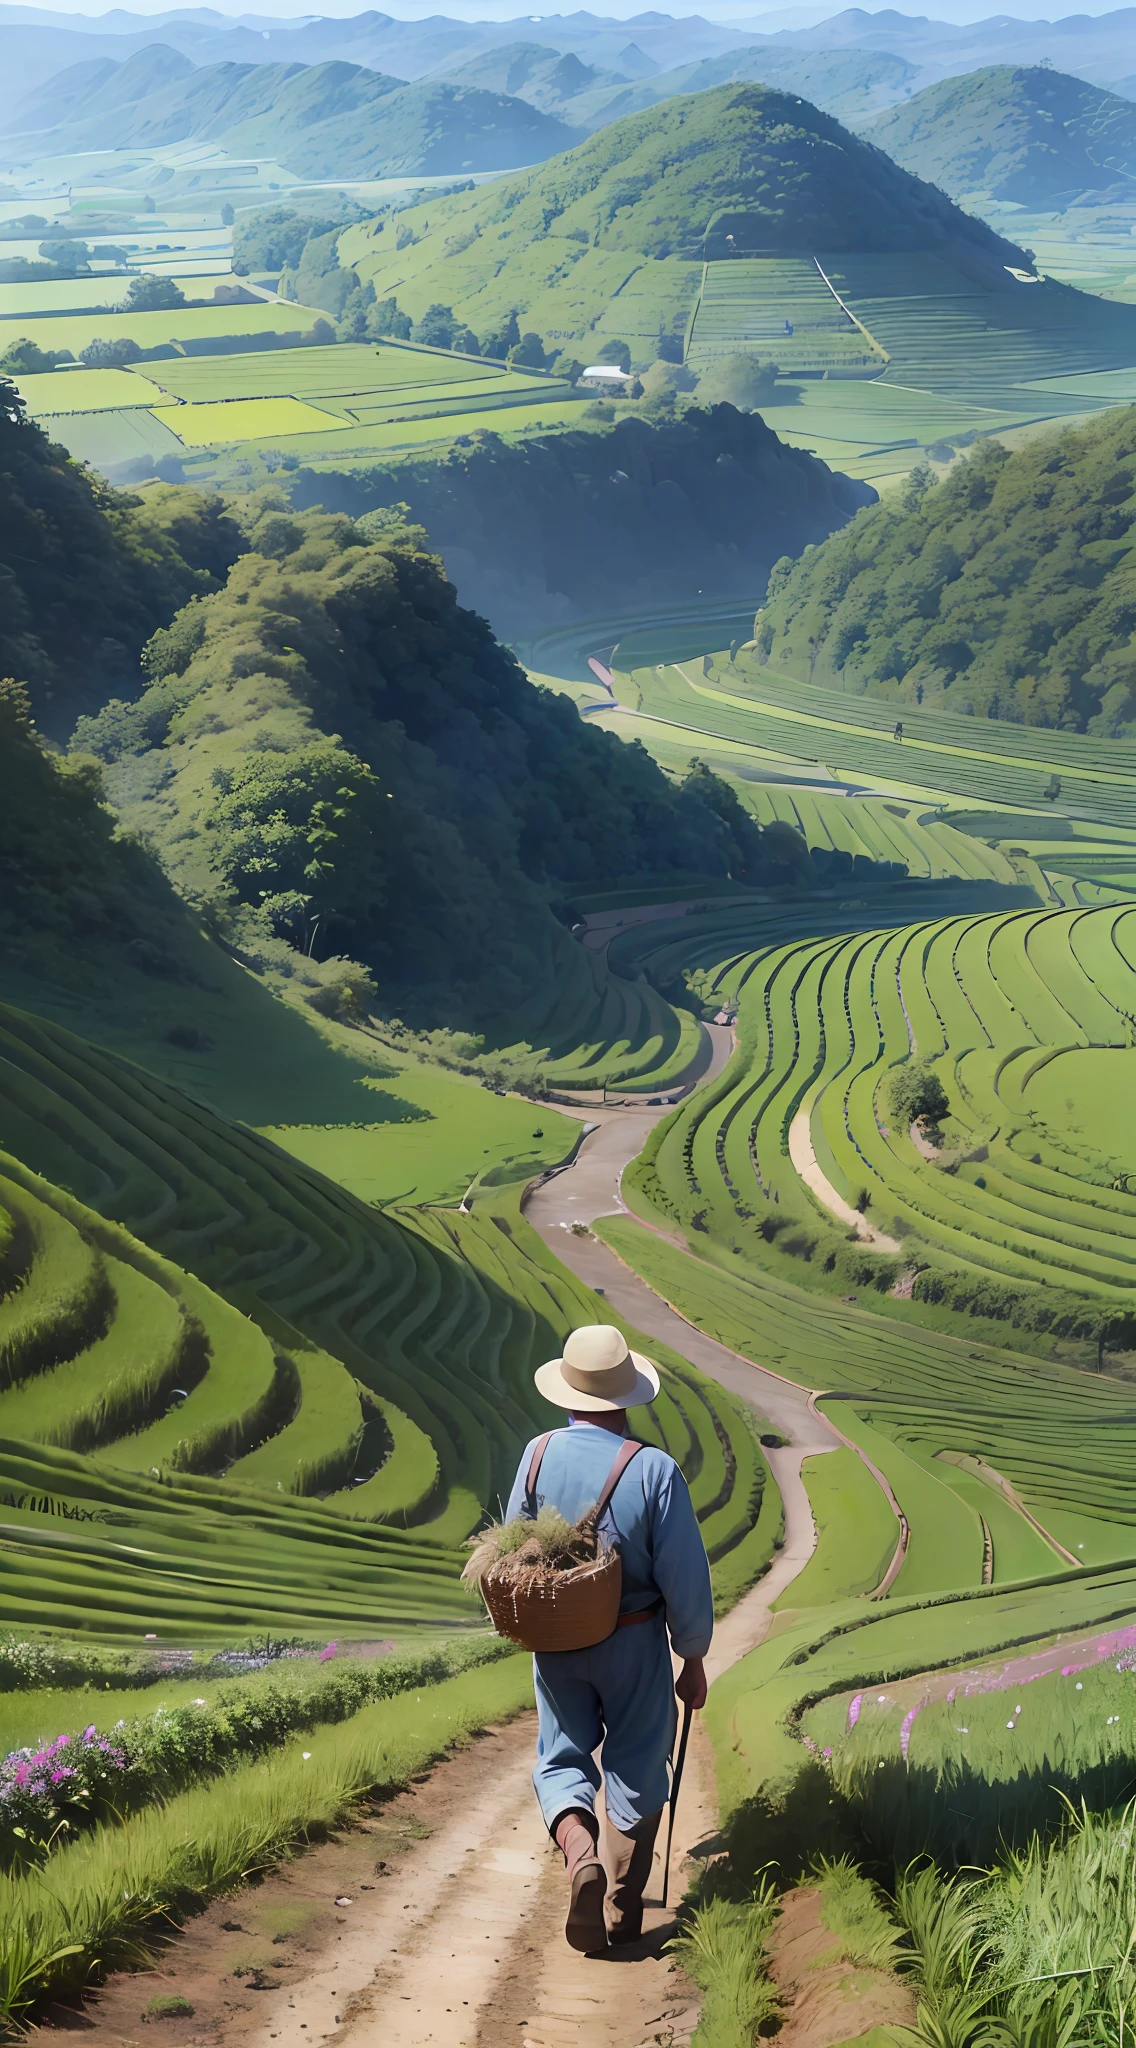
[462,1504,623,1653]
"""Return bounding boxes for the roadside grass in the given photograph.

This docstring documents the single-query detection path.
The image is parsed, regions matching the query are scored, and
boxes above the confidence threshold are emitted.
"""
[0,1652,533,2031]
[775,1450,897,1607]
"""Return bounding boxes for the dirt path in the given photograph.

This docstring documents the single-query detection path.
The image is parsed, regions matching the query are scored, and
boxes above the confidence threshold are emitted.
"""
[787,1107,902,1254]
[67,1027,857,2048]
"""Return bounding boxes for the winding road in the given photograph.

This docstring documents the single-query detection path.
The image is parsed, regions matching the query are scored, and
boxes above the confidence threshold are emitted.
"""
[191,1028,876,2048]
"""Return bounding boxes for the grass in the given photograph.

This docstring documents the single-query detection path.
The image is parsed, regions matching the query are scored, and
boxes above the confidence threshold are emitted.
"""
[627,657,1136,828]
[153,395,342,443]
[688,258,883,377]
[263,1072,579,1209]
[0,1651,534,2030]
[671,1878,781,2048]
[612,894,1136,1311]
[17,369,167,415]
[3,301,326,361]
[593,1209,1136,1601]
[775,1450,898,1607]
[11,324,584,466]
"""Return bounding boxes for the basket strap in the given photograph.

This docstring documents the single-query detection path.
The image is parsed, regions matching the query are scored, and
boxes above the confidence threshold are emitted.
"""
[524,1430,558,1505]
[589,1438,645,1525]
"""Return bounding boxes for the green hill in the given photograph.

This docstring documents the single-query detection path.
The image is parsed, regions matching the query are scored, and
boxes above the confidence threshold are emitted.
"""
[0,397,806,1043]
[342,81,1030,356]
[755,405,1136,732]
[2,49,577,178]
[862,63,1136,206]
[72,488,793,1025]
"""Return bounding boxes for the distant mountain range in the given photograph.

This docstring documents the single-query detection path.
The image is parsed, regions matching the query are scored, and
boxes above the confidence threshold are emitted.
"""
[5,7,1136,126]
[864,64,1136,207]
[6,7,1136,182]
[0,44,578,177]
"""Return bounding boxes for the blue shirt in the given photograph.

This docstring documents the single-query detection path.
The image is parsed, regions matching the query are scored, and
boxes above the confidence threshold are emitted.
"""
[505,1422,714,1660]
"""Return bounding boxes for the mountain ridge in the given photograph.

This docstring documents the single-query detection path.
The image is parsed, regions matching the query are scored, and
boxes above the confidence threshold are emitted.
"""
[0,47,579,177]
[862,63,1136,205]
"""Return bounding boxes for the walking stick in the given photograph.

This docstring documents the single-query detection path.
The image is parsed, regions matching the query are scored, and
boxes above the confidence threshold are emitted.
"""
[661,1699,694,1910]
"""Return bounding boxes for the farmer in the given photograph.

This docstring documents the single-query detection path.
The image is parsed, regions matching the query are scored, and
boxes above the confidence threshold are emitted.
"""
[505,1323,714,1954]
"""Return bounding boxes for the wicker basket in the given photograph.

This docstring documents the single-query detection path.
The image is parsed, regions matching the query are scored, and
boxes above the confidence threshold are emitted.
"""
[480,1550,623,1653]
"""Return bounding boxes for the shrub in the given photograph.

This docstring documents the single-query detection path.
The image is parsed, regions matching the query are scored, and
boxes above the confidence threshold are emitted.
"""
[887,1060,949,1127]
[123,274,185,313]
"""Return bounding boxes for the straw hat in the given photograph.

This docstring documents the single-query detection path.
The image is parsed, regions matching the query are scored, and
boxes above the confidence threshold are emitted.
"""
[535,1324,660,1412]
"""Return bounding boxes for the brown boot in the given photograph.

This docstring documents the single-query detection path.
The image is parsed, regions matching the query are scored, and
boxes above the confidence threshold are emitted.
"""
[603,1809,663,1945]
[554,1809,607,1954]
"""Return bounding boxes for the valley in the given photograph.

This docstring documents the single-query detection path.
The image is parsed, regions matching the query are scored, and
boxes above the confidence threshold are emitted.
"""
[7,13,1136,2046]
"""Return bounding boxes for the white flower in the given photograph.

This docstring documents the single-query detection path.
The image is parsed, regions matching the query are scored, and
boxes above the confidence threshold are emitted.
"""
[302,1751,312,1760]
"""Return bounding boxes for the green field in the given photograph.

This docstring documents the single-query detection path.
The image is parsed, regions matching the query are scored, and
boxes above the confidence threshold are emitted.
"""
[1,266,586,469]
[0,999,772,1589]
[614,897,1136,1301]
[774,1448,898,1606]
[687,259,884,377]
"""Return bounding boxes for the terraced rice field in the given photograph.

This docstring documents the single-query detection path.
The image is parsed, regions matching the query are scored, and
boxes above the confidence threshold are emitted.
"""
[621,651,1136,828]
[707,1556,1136,1855]
[621,899,1136,1297]
[687,259,883,377]
[0,1002,771,1633]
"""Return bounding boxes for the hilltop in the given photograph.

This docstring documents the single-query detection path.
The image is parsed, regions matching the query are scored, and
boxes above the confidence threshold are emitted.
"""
[863,63,1136,205]
[755,406,1136,732]
[0,47,577,177]
[343,82,1029,354]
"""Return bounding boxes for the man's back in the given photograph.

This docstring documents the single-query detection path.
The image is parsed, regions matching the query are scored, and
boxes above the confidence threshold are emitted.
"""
[506,1421,712,1654]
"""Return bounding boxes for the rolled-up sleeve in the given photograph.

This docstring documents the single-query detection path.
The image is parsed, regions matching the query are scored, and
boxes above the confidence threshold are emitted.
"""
[650,1465,714,1659]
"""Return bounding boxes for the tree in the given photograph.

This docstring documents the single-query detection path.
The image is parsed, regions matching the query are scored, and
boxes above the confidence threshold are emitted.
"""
[412,303,457,350]
[123,273,185,313]
[452,326,481,355]
[207,740,393,953]
[39,238,89,268]
[694,353,777,409]
[596,337,631,372]
[220,202,235,227]
[369,296,411,340]
[887,1061,950,1128]
[507,331,548,369]
[481,310,520,360]
[79,336,143,368]
[0,336,65,376]
[640,360,698,400]
[551,353,584,384]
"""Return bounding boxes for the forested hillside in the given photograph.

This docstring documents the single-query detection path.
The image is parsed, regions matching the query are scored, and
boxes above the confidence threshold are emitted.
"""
[0,377,241,735]
[864,64,1136,205]
[0,390,820,1035]
[756,409,1136,731]
[285,406,873,632]
[73,494,791,1019]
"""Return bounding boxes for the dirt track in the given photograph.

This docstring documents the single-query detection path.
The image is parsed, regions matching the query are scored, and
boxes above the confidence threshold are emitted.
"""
[67,1028,847,2048]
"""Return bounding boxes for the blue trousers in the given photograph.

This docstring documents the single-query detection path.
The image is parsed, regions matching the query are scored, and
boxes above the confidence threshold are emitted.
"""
[532,1614,677,1835]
